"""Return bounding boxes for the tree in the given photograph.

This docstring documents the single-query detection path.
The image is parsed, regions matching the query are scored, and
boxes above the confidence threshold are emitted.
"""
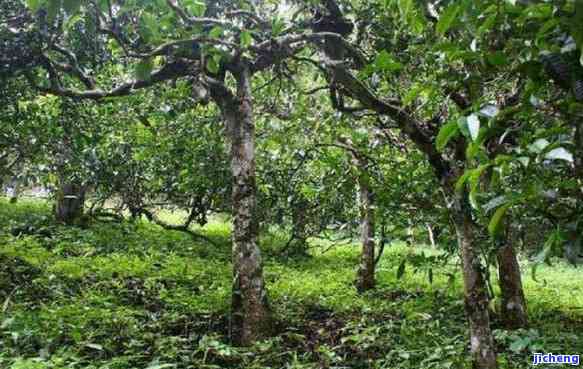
[299,1,499,366]
[321,137,378,292]
[347,142,376,292]
[0,0,366,345]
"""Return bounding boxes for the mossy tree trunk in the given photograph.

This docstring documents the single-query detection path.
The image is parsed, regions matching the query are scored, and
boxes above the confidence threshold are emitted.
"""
[496,234,528,329]
[54,181,86,224]
[452,193,497,369]
[290,197,309,255]
[212,64,272,346]
[8,177,21,203]
[356,166,375,292]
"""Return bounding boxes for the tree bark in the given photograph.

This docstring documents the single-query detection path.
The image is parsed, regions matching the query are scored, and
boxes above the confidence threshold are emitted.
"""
[496,235,528,329]
[452,195,498,369]
[356,170,375,292]
[212,66,271,346]
[574,114,583,197]
[54,181,86,224]
[289,197,309,255]
[314,8,497,366]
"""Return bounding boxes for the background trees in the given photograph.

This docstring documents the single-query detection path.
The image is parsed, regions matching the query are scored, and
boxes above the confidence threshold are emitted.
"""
[1,0,583,368]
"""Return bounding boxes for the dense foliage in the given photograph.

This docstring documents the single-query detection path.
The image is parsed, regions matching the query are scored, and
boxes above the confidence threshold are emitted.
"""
[1,0,582,368]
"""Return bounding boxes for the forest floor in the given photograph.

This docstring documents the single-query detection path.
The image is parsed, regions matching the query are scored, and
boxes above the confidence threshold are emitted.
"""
[0,198,582,369]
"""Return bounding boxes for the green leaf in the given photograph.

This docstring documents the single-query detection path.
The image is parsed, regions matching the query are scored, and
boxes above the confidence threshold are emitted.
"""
[455,170,472,193]
[531,263,540,282]
[531,234,556,281]
[240,30,253,48]
[135,59,154,81]
[465,142,483,160]
[516,156,529,167]
[207,54,220,74]
[483,195,507,213]
[403,83,423,106]
[140,12,160,43]
[457,116,470,138]
[435,121,460,152]
[26,0,44,11]
[468,164,490,191]
[509,337,530,353]
[455,164,490,193]
[528,138,549,153]
[477,14,497,36]
[436,4,460,35]
[486,51,508,66]
[272,17,285,36]
[64,13,82,30]
[537,18,560,40]
[398,0,414,20]
[374,50,403,72]
[209,26,223,39]
[185,0,206,17]
[488,204,510,237]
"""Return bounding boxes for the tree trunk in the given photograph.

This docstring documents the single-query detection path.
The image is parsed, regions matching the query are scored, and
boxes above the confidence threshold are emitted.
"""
[496,235,528,329]
[212,66,271,346]
[8,177,20,203]
[356,172,375,292]
[407,225,415,246]
[290,197,309,255]
[452,195,498,369]
[574,114,583,204]
[54,182,86,224]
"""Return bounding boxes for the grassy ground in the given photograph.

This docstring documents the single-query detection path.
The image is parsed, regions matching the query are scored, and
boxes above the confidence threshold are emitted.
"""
[0,198,581,369]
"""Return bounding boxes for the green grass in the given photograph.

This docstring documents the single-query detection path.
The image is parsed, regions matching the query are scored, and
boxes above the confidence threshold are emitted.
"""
[0,198,581,369]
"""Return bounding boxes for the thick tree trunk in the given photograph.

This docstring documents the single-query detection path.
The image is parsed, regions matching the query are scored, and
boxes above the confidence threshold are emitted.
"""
[213,66,271,346]
[54,182,86,224]
[452,195,497,369]
[496,236,528,329]
[356,173,375,292]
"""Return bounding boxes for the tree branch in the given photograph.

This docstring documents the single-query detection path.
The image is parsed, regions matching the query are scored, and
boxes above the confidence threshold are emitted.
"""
[26,59,194,99]
[140,208,217,246]
[51,44,95,89]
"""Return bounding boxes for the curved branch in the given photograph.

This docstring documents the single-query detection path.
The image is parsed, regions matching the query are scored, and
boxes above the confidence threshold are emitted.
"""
[140,208,217,246]
[51,44,95,88]
[130,38,238,59]
[26,59,194,99]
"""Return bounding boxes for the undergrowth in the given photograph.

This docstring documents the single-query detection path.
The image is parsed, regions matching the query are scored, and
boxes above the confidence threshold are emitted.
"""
[0,198,581,368]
